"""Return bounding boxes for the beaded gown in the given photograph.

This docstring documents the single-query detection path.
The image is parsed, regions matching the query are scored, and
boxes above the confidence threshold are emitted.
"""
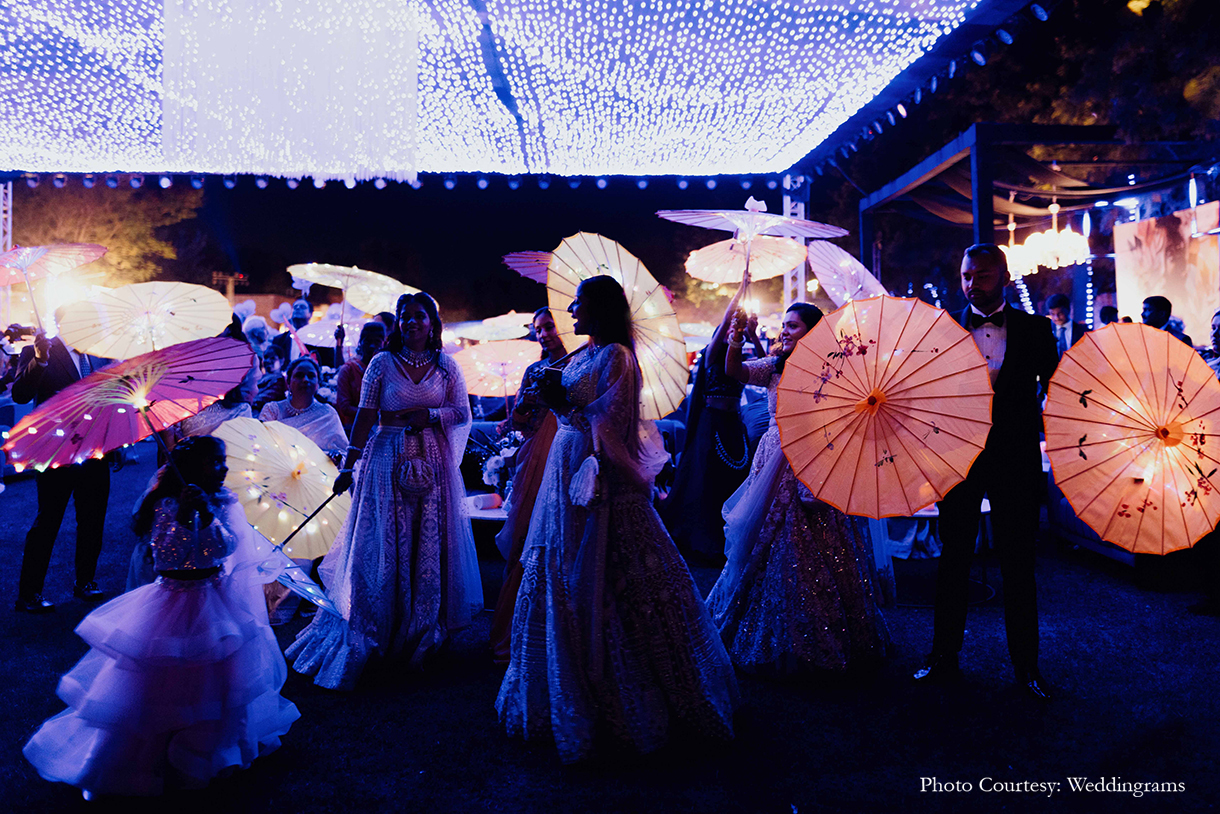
[490,356,560,663]
[496,343,738,763]
[660,346,749,560]
[706,356,888,673]
[23,492,299,796]
[287,351,482,690]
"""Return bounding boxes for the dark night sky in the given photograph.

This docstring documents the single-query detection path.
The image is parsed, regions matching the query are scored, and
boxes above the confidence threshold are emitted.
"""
[198,175,825,322]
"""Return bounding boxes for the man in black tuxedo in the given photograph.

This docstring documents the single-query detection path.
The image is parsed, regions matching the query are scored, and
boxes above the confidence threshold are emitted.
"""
[271,298,337,368]
[914,244,1059,700]
[1046,293,1088,358]
[12,331,111,612]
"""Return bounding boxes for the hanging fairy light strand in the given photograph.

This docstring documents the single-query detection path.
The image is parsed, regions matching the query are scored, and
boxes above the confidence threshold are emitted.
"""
[2,0,983,177]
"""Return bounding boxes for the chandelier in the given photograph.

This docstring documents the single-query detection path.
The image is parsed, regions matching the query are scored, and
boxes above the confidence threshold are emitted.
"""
[1002,201,1090,278]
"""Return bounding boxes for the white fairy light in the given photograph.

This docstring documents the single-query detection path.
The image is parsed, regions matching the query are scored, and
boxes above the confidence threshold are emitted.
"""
[1,0,982,176]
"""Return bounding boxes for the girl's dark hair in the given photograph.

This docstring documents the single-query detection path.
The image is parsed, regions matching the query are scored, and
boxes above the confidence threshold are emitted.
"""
[285,356,321,382]
[775,302,824,375]
[577,275,634,351]
[133,436,226,537]
[386,292,444,354]
[532,307,565,360]
[385,292,450,379]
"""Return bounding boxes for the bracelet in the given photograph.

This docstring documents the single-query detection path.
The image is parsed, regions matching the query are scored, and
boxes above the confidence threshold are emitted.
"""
[346,445,363,453]
[338,468,354,474]
[728,337,744,348]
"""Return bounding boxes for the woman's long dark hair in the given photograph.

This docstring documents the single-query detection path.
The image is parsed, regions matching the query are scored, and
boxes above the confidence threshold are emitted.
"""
[384,292,450,378]
[775,302,824,375]
[132,436,226,537]
[532,306,566,361]
[578,275,634,351]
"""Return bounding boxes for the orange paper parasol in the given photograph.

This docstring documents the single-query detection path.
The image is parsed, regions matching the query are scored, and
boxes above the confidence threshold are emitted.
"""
[776,296,993,518]
[1043,323,1220,554]
[2,337,253,472]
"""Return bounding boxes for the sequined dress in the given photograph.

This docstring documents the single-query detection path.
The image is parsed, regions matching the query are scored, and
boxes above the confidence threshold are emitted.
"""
[496,343,738,763]
[287,351,482,690]
[490,356,560,663]
[23,492,299,796]
[706,356,888,673]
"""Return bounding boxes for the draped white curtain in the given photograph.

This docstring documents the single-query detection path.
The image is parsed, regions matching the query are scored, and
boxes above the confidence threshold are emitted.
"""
[162,0,419,182]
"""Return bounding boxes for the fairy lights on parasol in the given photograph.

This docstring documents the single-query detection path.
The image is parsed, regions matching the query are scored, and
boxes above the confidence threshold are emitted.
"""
[543,232,687,421]
[0,243,108,331]
[214,418,351,560]
[55,281,233,359]
[2,336,253,473]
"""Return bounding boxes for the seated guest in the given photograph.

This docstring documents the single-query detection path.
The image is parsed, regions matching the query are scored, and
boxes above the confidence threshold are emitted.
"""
[335,321,387,431]
[1046,293,1088,357]
[258,357,348,464]
[1141,296,1192,345]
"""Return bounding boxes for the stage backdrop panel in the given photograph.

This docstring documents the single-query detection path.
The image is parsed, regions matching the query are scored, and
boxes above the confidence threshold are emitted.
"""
[1115,201,1219,344]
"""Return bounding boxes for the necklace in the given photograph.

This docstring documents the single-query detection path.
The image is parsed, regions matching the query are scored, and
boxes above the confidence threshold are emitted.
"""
[282,399,313,417]
[398,347,434,367]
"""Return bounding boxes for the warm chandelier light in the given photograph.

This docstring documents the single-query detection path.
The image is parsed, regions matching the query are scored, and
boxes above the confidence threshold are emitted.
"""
[1002,202,1090,278]
[1,0,984,179]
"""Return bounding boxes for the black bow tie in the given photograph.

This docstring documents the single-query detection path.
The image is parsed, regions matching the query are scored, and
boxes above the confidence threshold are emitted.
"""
[970,311,1004,330]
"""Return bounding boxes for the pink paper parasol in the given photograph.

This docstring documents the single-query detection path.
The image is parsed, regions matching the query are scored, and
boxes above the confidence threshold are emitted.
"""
[502,251,552,284]
[3,336,253,472]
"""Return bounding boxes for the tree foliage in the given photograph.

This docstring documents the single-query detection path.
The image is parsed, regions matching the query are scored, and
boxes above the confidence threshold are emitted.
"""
[12,184,203,285]
[805,0,1220,311]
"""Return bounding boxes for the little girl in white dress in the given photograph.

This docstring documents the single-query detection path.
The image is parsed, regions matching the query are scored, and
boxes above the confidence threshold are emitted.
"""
[23,436,299,797]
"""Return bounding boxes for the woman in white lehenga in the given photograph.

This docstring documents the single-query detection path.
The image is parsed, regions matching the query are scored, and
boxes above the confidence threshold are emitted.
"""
[287,293,482,690]
[497,275,737,764]
[707,290,888,674]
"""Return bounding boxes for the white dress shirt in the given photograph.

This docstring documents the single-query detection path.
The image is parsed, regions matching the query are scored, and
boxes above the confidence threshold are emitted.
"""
[968,304,1007,387]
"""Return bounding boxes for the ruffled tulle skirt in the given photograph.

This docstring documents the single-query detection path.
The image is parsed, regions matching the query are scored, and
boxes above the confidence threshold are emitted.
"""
[23,575,299,797]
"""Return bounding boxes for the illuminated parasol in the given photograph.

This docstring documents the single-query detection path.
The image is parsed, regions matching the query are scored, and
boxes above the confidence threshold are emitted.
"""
[3,336,252,472]
[452,339,540,403]
[288,263,414,345]
[546,232,687,420]
[451,312,534,342]
[0,243,108,331]
[685,235,806,284]
[776,296,993,518]
[214,418,351,560]
[1043,323,1220,554]
[805,241,887,307]
[55,281,233,359]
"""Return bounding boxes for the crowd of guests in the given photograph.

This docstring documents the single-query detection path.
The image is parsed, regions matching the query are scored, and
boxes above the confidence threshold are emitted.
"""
[11,242,1220,797]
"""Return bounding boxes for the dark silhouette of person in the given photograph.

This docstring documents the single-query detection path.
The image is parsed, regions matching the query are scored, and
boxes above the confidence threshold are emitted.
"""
[12,332,111,612]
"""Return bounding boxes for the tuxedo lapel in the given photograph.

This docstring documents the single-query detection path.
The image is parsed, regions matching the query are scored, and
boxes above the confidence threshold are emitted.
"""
[50,339,81,384]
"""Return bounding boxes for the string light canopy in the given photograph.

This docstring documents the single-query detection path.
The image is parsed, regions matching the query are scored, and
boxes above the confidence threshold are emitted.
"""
[1,0,991,179]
